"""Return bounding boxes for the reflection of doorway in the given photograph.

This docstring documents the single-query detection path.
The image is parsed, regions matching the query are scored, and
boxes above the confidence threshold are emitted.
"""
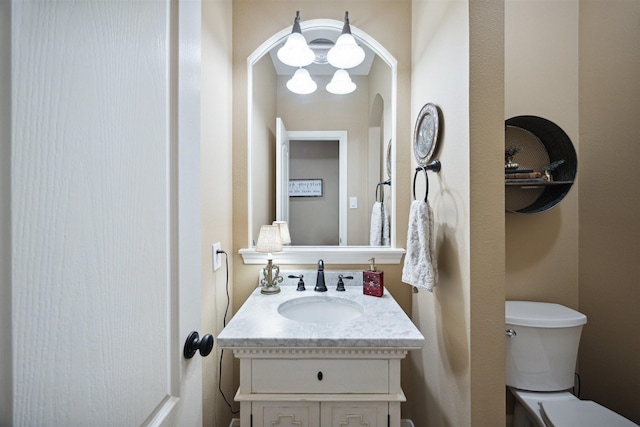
[289,139,339,245]
[275,119,347,245]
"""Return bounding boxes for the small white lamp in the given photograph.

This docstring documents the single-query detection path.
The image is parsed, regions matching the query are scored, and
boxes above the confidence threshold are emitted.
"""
[272,221,292,245]
[255,225,283,294]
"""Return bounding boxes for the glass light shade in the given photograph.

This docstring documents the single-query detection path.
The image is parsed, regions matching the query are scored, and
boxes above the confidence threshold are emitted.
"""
[272,221,291,245]
[326,34,365,69]
[286,68,317,95]
[255,225,283,254]
[326,69,356,95]
[277,32,315,68]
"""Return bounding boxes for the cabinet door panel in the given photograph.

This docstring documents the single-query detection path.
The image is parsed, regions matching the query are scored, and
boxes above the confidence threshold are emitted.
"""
[253,401,320,427]
[321,401,388,427]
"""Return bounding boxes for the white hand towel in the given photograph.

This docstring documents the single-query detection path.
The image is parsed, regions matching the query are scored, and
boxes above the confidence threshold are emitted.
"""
[369,201,390,246]
[402,199,438,291]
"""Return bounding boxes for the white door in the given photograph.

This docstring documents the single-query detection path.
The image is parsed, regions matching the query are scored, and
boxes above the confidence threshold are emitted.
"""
[275,117,290,223]
[10,1,204,425]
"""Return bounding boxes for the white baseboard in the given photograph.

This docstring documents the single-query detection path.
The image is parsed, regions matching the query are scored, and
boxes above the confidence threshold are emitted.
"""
[230,417,413,427]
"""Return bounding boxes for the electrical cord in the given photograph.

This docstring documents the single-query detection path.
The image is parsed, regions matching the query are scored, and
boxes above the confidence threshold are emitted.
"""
[216,249,239,414]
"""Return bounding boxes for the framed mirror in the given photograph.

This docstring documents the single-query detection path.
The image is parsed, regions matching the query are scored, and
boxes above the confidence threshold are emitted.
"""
[240,18,404,264]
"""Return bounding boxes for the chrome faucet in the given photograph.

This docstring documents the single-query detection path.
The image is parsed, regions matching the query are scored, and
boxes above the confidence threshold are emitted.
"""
[314,259,327,292]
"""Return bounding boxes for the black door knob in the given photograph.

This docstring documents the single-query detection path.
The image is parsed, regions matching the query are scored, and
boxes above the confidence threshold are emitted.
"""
[183,331,214,359]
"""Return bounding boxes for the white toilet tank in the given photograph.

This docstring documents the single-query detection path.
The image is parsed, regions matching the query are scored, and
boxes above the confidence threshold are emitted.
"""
[505,301,587,392]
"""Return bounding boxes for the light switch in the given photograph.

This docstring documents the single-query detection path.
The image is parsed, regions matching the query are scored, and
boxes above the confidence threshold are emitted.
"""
[349,197,358,209]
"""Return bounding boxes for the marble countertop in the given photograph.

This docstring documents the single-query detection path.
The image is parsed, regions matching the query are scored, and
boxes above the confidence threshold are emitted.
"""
[216,271,424,349]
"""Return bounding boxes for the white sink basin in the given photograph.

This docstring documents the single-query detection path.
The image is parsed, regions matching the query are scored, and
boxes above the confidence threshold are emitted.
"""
[278,296,364,323]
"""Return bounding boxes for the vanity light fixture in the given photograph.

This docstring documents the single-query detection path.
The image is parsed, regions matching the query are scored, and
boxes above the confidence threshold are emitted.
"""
[277,11,315,68]
[272,220,292,245]
[255,224,284,294]
[286,68,317,94]
[326,69,356,95]
[326,11,365,70]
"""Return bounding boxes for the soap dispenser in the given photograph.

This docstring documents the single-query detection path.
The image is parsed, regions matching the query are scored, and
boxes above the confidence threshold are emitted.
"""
[363,257,384,297]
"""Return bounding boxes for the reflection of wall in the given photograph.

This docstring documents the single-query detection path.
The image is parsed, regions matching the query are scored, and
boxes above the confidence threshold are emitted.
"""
[251,55,278,241]
[277,74,370,245]
[289,140,340,245]
[369,56,392,236]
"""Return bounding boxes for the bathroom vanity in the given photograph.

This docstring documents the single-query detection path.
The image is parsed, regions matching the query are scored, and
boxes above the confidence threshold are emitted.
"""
[216,276,424,427]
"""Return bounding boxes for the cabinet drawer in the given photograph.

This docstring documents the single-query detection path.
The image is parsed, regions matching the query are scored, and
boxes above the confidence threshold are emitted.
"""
[252,359,389,393]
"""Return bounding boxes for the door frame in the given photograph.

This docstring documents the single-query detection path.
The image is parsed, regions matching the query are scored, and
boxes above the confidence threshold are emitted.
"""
[286,130,348,246]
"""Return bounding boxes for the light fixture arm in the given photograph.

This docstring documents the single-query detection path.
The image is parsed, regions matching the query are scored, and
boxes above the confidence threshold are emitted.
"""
[341,11,352,35]
[292,10,302,34]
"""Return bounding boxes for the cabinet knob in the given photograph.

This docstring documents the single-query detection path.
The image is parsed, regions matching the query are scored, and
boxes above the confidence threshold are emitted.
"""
[317,371,323,381]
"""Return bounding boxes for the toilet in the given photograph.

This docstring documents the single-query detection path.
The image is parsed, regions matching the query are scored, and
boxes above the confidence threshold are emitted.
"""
[505,300,638,427]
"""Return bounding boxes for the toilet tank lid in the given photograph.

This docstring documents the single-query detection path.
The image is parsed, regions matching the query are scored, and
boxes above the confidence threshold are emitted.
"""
[506,301,587,328]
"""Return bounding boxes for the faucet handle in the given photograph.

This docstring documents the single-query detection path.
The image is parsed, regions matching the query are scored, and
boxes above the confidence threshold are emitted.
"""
[336,274,353,292]
[288,274,305,291]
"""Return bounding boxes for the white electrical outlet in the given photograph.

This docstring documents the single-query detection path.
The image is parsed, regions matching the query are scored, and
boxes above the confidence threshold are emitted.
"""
[212,242,222,271]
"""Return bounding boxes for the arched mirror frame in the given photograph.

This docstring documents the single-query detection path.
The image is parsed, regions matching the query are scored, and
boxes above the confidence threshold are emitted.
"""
[240,18,405,265]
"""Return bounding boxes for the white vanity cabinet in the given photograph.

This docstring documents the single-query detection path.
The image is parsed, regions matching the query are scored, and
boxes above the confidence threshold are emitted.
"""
[216,284,424,427]
[234,348,407,427]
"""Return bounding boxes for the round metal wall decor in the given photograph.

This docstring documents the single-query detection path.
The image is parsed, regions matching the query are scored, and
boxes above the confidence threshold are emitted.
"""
[413,103,440,166]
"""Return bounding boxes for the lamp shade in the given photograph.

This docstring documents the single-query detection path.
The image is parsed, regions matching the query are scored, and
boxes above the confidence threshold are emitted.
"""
[326,12,365,69]
[286,68,317,94]
[255,225,283,254]
[277,12,315,68]
[326,69,356,95]
[272,221,291,245]
[277,32,315,67]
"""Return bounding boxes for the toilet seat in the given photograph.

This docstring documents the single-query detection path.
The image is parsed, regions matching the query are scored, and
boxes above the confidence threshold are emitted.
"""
[539,400,638,427]
[510,388,639,427]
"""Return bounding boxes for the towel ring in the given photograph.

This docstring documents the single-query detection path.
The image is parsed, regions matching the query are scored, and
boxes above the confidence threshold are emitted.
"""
[412,159,441,202]
[375,179,391,203]
[376,183,384,203]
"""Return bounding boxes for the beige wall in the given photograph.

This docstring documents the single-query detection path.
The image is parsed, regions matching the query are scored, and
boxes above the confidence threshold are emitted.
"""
[201,1,234,426]
[504,0,580,418]
[276,74,371,245]
[251,55,278,241]
[409,0,505,425]
[578,1,640,423]
[504,1,580,309]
